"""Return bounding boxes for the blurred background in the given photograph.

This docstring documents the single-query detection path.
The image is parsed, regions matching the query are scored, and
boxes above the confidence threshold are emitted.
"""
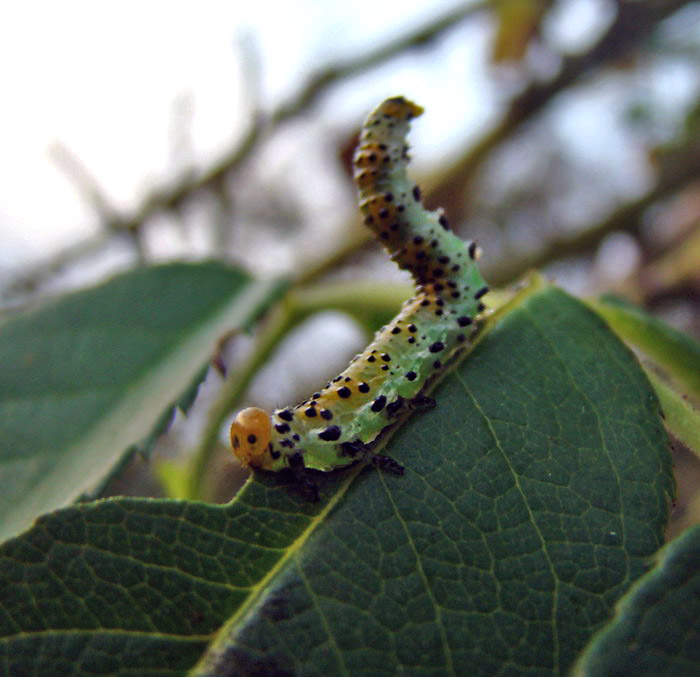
[1,0,699,532]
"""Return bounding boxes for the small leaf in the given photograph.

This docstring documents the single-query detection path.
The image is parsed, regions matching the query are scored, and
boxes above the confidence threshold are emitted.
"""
[573,525,700,676]
[0,285,673,676]
[0,262,285,540]
[645,369,700,461]
[591,295,700,401]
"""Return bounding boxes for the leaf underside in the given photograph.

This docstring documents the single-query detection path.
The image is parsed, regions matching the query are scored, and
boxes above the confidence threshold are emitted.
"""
[0,285,674,676]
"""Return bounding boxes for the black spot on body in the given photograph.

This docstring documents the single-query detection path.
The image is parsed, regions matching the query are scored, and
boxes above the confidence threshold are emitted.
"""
[405,371,417,381]
[320,409,333,420]
[429,341,445,353]
[275,423,290,434]
[358,382,370,393]
[278,409,293,422]
[319,426,342,442]
[338,386,352,399]
[458,316,472,327]
[304,408,317,418]
[371,395,387,412]
[475,286,489,299]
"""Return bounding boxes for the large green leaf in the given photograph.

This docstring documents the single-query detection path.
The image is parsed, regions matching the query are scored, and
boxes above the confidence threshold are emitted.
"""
[0,262,284,540]
[0,285,674,676]
[574,524,700,676]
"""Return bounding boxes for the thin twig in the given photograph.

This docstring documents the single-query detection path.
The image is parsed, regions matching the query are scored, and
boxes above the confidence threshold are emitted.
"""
[10,1,490,296]
[426,0,694,218]
[485,147,700,286]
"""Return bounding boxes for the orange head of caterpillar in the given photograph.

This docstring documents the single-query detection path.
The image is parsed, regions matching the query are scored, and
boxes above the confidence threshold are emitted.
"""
[230,407,272,469]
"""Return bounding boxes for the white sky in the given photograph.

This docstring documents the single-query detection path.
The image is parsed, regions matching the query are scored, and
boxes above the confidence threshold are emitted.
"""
[0,0,697,283]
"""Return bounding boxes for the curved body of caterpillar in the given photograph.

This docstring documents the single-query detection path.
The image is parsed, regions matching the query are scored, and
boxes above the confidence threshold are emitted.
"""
[231,97,489,473]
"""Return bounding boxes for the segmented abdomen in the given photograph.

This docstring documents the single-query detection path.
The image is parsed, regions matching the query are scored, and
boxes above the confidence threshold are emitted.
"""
[230,97,489,472]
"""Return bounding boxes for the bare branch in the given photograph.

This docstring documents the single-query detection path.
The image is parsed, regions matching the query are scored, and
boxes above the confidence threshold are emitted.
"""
[485,147,700,286]
[426,0,694,217]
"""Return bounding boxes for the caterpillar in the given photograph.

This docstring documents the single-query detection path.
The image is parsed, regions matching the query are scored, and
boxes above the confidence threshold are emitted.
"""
[230,97,488,474]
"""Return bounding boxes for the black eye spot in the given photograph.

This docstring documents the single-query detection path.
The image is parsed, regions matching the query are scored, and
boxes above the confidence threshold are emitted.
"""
[371,395,387,412]
[247,434,257,444]
[274,423,290,434]
[318,426,342,441]
[429,341,445,353]
[320,409,333,420]
[338,386,352,399]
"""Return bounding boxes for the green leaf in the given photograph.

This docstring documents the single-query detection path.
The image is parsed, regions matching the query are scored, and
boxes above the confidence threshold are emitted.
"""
[591,295,700,401]
[644,370,700,461]
[573,525,700,676]
[0,285,673,676]
[0,262,285,540]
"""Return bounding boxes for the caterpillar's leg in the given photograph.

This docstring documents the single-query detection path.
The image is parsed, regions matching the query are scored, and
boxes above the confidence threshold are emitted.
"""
[409,394,436,411]
[385,396,405,417]
[341,439,371,458]
[285,452,320,502]
[370,454,405,475]
[297,475,320,502]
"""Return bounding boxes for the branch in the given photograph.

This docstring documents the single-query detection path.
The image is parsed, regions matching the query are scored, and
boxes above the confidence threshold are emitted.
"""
[9,2,489,296]
[425,0,693,217]
[485,148,700,286]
